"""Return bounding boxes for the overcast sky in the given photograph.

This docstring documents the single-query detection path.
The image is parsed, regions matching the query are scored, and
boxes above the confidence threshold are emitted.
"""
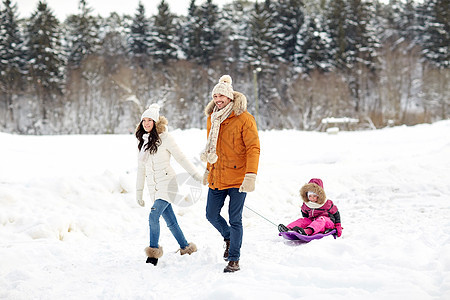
[12,0,231,20]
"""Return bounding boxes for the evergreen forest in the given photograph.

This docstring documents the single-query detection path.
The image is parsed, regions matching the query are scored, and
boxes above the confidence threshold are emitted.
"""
[0,0,448,134]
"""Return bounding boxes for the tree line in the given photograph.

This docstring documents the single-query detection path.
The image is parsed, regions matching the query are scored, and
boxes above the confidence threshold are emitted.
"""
[0,0,448,134]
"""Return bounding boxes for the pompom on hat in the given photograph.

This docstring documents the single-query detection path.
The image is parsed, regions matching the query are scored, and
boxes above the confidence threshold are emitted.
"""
[211,75,234,100]
[141,104,160,121]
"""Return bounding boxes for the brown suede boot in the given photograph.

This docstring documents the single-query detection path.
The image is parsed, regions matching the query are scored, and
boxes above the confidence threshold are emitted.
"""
[145,246,163,266]
[179,243,197,255]
[224,260,240,273]
[223,240,230,261]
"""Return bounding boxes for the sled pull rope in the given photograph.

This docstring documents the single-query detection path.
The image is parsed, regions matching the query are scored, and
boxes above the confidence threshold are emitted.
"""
[244,205,278,227]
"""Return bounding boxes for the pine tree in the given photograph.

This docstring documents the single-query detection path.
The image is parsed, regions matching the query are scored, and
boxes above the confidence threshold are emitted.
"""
[246,0,279,69]
[26,0,63,120]
[326,0,378,71]
[246,0,284,129]
[149,0,178,64]
[101,12,127,59]
[325,0,380,113]
[294,13,333,74]
[180,0,201,61]
[396,0,418,41]
[326,0,346,69]
[219,0,253,70]
[64,0,99,68]
[181,0,221,66]
[416,0,449,120]
[374,0,418,43]
[418,0,449,68]
[128,2,151,57]
[0,0,26,120]
[199,0,221,66]
[273,0,305,63]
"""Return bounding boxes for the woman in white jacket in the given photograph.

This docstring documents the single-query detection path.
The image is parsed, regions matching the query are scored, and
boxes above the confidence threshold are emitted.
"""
[136,104,202,266]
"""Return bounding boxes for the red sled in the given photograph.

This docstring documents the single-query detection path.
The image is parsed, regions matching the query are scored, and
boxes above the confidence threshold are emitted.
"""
[279,229,337,243]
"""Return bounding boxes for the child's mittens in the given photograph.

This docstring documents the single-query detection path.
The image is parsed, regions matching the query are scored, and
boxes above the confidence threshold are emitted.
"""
[335,223,343,237]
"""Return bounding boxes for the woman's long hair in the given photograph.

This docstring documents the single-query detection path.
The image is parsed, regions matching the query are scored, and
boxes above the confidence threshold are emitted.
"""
[135,120,161,154]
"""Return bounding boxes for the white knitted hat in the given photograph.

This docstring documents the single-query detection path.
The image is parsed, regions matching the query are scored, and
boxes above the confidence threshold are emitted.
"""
[211,75,234,100]
[141,104,160,121]
[307,191,318,198]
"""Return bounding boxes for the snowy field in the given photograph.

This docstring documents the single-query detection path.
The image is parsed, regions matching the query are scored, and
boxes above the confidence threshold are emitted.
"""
[1,120,449,300]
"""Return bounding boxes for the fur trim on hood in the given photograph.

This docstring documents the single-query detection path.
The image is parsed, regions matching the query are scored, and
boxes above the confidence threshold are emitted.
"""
[299,178,327,205]
[204,91,247,117]
[156,116,168,134]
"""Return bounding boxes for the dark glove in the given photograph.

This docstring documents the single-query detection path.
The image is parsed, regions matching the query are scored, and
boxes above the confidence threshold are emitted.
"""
[335,223,343,237]
[278,224,289,232]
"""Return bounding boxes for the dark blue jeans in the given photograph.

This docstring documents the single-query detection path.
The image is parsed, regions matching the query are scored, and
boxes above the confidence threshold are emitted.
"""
[206,188,247,262]
[149,199,188,249]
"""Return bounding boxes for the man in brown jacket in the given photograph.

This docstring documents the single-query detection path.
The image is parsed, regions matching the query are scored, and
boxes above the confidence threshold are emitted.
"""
[201,75,260,273]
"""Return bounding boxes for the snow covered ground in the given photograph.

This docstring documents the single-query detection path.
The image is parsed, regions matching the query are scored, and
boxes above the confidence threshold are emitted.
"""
[1,120,449,300]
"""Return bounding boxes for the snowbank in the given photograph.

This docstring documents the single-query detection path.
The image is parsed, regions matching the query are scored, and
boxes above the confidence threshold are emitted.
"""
[1,121,449,299]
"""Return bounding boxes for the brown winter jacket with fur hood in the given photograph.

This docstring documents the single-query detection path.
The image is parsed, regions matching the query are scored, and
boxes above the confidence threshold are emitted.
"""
[204,91,260,190]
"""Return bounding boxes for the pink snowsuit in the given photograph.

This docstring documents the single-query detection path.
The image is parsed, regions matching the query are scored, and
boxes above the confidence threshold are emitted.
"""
[288,178,341,235]
[287,200,339,233]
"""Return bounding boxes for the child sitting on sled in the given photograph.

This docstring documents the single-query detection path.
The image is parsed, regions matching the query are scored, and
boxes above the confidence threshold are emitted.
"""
[278,178,343,237]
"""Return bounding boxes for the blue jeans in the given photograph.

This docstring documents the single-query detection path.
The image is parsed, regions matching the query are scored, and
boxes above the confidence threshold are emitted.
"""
[149,199,188,249]
[206,188,246,262]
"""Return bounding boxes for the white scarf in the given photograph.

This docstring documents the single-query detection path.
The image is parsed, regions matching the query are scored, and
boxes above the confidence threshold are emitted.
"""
[138,133,150,163]
[201,102,234,164]
[305,201,325,209]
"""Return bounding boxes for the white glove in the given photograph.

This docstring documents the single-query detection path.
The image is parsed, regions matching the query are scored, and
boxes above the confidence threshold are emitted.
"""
[239,173,256,193]
[192,172,203,183]
[136,190,145,207]
[202,169,209,186]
